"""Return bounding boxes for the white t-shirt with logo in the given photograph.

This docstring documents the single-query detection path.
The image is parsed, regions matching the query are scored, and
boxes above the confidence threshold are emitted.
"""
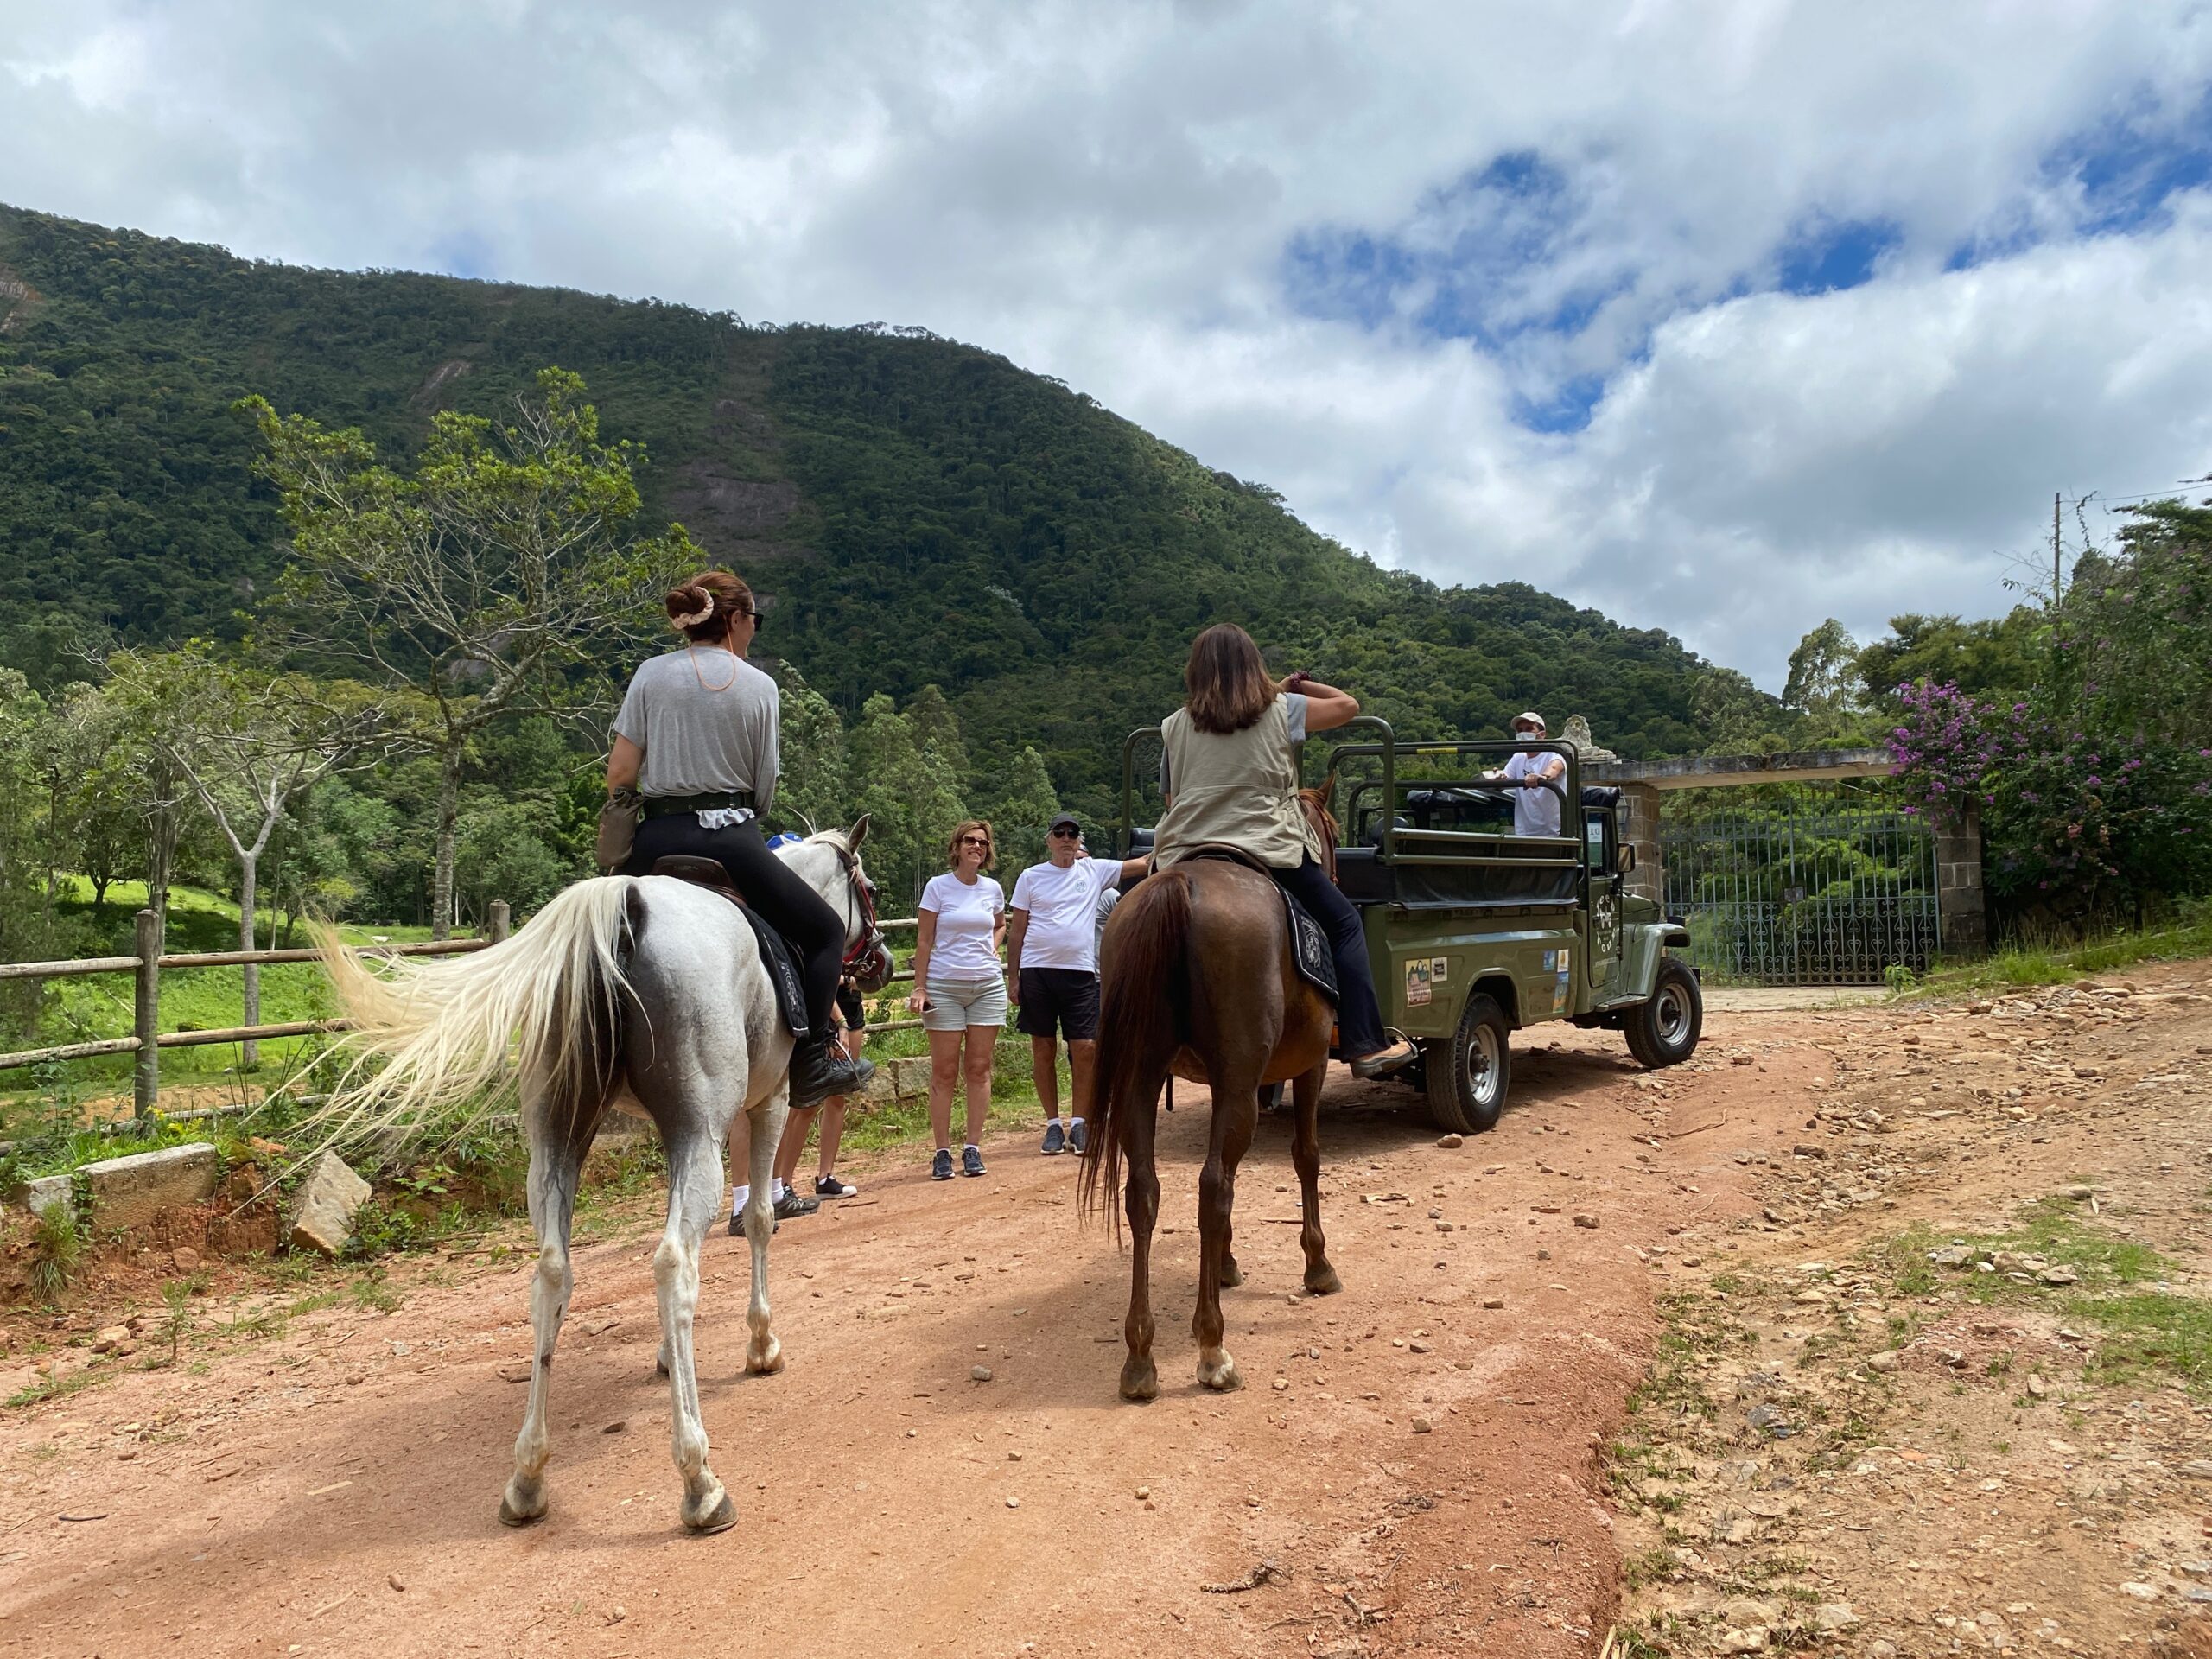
[919,873,1006,979]
[1503,750,1566,837]
[1011,856,1123,973]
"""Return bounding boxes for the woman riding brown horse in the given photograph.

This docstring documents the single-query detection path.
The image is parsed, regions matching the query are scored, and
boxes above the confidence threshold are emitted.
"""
[1080,625,1405,1399]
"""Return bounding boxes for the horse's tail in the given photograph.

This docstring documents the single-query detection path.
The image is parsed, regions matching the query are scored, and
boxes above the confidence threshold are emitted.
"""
[314,876,638,1148]
[1079,866,1193,1236]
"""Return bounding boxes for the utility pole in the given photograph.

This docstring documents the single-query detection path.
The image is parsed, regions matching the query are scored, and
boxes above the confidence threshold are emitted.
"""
[2053,491,2063,601]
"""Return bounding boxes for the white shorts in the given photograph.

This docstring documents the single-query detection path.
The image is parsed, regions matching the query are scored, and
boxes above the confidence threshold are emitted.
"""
[923,976,1007,1032]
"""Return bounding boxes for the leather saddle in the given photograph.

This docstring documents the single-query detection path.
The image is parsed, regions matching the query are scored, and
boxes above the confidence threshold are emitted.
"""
[645,856,810,1036]
[1177,846,1338,1004]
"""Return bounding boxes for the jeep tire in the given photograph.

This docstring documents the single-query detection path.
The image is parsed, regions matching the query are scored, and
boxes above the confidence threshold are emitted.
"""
[1423,992,1510,1135]
[1625,957,1702,1069]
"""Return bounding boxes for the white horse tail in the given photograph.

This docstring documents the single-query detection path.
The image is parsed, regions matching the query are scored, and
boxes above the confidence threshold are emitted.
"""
[315,876,638,1145]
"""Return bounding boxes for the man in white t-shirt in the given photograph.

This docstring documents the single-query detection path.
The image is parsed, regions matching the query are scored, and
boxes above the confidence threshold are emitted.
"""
[1485,710,1567,836]
[1007,812,1147,1156]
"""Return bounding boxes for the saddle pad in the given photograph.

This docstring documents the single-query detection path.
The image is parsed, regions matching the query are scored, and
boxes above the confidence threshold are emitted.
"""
[1181,848,1337,1005]
[742,907,811,1038]
[1284,890,1338,1005]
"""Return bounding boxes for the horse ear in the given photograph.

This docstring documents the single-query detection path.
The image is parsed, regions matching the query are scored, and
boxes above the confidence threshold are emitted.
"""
[846,814,870,851]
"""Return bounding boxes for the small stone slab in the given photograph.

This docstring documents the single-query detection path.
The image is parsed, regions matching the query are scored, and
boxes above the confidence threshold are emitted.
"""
[78,1143,218,1231]
[23,1174,73,1224]
[287,1149,372,1257]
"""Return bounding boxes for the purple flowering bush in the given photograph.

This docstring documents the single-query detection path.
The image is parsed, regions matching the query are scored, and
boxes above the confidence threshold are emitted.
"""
[1890,681,2212,924]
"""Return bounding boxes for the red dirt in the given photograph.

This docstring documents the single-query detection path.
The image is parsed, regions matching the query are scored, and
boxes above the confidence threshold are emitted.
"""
[0,1021,1821,1656]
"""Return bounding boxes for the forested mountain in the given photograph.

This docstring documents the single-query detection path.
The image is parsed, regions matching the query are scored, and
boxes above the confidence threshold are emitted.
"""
[0,204,1733,810]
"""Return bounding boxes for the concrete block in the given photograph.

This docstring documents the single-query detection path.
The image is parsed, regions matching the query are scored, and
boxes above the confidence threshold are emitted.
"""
[286,1150,372,1257]
[24,1174,73,1225]
[78,1143,219,1231]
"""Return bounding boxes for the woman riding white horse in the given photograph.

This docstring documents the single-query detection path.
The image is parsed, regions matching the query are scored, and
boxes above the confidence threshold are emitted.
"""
[317,570,888,1535]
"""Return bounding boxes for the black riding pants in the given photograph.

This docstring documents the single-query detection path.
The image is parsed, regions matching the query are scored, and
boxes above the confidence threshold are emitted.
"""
[626,814,843,1041]
[1269,855,1387,1058]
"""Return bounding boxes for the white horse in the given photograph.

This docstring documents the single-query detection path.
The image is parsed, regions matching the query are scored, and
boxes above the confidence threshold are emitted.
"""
[317,822,881,1534]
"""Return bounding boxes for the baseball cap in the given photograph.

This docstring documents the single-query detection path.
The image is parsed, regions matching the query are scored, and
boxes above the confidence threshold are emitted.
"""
[1047,811,1082,835]
[1511,711,1547,733]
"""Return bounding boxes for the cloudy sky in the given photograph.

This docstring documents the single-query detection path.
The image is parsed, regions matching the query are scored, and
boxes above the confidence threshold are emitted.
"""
[5,1,2211,689]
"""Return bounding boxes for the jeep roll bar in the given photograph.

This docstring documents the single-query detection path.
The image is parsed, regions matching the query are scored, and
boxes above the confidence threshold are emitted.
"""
[1117,720,1576,863]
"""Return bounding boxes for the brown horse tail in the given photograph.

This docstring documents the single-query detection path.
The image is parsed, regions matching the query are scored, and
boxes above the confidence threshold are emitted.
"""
[1079,866,1193,1237]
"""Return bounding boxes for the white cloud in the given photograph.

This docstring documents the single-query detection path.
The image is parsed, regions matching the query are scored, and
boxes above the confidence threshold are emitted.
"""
[4,0,2210,688]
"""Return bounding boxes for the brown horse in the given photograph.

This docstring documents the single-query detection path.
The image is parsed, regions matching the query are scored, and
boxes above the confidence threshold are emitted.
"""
[1079,786,1344,1401]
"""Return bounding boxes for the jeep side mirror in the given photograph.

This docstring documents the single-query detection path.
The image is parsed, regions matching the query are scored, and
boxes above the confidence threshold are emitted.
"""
[1616,844,1637,874]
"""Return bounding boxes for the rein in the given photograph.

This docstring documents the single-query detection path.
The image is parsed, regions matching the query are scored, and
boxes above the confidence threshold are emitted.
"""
[826,837,893,991]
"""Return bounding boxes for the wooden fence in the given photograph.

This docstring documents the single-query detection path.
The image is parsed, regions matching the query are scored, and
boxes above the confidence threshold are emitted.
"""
[0,905,509,1118]
[0,907,1011,1119]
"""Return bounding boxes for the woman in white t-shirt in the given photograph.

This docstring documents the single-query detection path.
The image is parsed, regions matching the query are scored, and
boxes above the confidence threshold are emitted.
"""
[906,819,1007,1181]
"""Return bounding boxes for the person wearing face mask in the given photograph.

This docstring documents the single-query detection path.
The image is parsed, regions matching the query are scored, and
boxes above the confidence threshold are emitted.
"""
[1484,710,1567,836]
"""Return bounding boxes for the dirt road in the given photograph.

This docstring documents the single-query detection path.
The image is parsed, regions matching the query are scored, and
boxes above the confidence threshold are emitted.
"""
[1,972,2204,1657]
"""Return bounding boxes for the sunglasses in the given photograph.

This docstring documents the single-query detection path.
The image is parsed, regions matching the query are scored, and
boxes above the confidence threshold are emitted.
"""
[959,835,991,849]
[1048,827,1079,839]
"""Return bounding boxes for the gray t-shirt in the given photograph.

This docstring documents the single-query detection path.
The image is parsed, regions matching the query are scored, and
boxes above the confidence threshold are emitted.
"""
[613,648,779,812]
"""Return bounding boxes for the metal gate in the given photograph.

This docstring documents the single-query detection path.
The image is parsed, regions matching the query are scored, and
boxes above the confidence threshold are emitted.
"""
[1661,808,1940,986]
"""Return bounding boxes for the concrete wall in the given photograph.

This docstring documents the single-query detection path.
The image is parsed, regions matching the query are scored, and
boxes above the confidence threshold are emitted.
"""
[1622,782,1663,906]
[1936,804,1988,957]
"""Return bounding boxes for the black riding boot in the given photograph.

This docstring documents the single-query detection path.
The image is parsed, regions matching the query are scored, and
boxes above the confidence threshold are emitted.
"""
[789,1038,874,1110]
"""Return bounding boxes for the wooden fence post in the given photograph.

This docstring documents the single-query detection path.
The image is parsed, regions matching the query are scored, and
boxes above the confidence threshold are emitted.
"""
[133,908,161,1120]
[489,900,511,944]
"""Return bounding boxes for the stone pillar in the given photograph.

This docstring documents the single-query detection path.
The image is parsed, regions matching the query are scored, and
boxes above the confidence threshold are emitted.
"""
[1621,783,1663,907]
[1935,804,1986,957]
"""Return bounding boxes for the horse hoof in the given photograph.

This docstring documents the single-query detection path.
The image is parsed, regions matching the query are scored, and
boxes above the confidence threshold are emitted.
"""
[654,1348,671,1378]
[498,1478,548,1529]
[1198,1354,1244,1392]
[745,1338,784,1376]
[1119,1357,1160,1402]
[683,1484,738,1535]
[1304,1262,1343,1296]
[1220,1256,1243,1289]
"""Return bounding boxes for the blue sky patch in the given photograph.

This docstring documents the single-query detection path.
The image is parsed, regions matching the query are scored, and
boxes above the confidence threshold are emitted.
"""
[1776,215,1901,295]
[2043,85,2212,233]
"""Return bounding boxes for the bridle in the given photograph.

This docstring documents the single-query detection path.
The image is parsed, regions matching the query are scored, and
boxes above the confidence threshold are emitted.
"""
[825,836,893,992]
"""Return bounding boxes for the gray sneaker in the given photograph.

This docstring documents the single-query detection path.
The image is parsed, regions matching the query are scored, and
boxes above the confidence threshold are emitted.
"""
[961,1144,986,1178]
[1039,1120,1066,1155]
[772,1185,820,1221]
[1068,1119,1088,1155]
[931,1148,955,1181]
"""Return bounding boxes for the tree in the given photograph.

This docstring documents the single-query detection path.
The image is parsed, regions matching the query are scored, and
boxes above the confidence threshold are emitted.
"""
[1782,620,1861,726]
[847,692,969,907]
[1853,610,2042,710]
[107,644,391,1062]
[768,662,849,833]
[986,745,1061,875]
[243,368,700,937]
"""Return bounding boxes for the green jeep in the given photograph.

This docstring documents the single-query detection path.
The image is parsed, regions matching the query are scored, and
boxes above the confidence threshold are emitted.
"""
[1120,720,1702,1135]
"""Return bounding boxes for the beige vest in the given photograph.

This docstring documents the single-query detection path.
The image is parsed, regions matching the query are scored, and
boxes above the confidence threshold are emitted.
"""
[1154,698,1322,869]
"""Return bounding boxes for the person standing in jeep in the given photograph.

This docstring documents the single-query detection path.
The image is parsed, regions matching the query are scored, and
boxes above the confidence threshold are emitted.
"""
[1007,813,1146,1155]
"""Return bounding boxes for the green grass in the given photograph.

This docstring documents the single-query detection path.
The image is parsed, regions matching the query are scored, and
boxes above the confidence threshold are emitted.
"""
[1870,1201,2210,1397]
[10,878,446,1103]
[1899,905,2212,1000]
[2082,1293,2212,1395]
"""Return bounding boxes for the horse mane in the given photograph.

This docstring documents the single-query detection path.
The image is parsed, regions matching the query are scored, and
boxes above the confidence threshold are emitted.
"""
[1298,765,1341,884]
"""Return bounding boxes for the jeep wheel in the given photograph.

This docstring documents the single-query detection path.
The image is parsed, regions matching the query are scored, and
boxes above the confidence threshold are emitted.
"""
[1424,992,1510,1135]
[1625,957,1702,1068]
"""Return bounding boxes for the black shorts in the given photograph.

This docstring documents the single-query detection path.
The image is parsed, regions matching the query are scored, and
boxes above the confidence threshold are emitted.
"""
[1015,968,1099,1042]
[836,983,867,1032]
